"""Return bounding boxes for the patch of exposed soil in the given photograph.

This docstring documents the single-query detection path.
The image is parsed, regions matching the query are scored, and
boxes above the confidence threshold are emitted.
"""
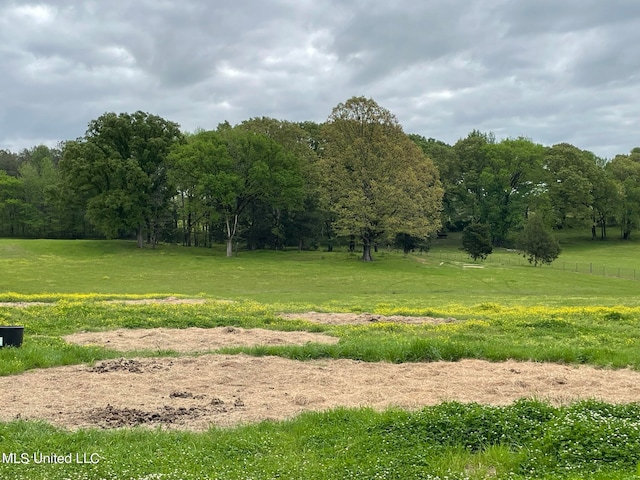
[0,302,51,307]
[89,404,213,428]
[107,297,208,305]
[3,355,640,431]
[279,311,457,325]
[64,327,339,352]
[6,312,640,431]
[0,297,208,308]
[88,358,146,373]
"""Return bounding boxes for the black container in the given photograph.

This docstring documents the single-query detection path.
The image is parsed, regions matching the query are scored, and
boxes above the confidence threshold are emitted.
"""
[0,326,24,348]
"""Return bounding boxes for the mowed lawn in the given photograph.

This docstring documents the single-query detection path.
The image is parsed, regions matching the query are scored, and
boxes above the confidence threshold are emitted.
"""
[1,231,639,308]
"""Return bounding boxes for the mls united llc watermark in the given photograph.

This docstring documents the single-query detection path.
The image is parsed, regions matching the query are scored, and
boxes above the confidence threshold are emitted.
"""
[2,452,101,464]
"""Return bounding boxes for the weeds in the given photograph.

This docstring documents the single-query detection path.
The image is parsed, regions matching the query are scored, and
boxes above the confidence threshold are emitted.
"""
[2,401,640,479]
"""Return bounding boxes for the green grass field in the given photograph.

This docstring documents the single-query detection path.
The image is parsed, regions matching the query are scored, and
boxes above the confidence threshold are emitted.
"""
[1,230,639,308]
[1,232,640,479]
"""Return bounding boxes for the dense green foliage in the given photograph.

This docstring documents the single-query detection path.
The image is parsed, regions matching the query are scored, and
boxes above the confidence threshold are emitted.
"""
[59,112,183,247]
[320,97,443,261]
[517,215,561,266]
[168,126,304,255]
[608,148,640,240]
[462,223,493,260]
[3,98,640,256]
[411,133,640,246]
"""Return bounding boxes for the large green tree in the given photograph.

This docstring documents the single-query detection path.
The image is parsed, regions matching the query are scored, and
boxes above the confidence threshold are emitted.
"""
[409,135,460,231]
[17,146,62,237]
[591,156,619,240]
[0,170,23,236]
[479,138,546,245]
[607,148,640,239]
[167,130,229,247]
[320,97,443,261]
[451,130,492,226]
[442,132,546,246]
[462,223,493,261]
[236,118,324,250]
[60,112,183,247]
[517,215,561,266]
[168,127,304,257]
[0,149,22,177]
[543,143,599,229]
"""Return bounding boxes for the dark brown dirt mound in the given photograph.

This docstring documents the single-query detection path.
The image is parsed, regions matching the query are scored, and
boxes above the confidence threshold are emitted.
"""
[89,404,209,428]
[88,358,173,373]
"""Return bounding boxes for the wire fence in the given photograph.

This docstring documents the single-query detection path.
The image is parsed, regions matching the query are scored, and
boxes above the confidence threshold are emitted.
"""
[431,251,639,281]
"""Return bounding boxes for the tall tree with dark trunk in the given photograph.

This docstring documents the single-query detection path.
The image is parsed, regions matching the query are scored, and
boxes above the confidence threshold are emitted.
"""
[591,157,619,240]
[479,138,546,246]
[168,127,304,256]
[59,112,183,247]
[236,117,323,250]
[320,97,443,261]
[452,130,492,226]
[543,143,599,229]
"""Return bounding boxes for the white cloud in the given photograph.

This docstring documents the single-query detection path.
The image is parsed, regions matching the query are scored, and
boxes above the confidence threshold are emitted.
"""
[1,0,639,158]
[10,3,55,24]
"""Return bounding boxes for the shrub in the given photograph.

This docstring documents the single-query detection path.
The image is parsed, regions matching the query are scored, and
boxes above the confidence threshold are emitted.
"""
[517,215,561,266]
[462,223,493,260]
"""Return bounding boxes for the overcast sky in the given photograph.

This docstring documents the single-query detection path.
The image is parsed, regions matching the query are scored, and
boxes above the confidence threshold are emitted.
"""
[1,0,639,159]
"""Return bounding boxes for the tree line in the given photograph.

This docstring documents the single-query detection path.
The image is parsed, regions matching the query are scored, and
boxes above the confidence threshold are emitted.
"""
[413,132,640,243]
[1,97,639,260]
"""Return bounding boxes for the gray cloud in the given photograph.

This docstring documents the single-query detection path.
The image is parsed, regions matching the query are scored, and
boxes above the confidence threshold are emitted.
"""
[1,0,639,158]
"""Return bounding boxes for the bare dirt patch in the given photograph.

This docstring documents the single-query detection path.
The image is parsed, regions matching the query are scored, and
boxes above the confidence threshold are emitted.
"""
[6,310,640,431]
[0,302,51,307]
[107,297,208,305]
[64,327,339,353]
[279,311,456,325]
[3,355,640,431]
[0,297,209,308]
